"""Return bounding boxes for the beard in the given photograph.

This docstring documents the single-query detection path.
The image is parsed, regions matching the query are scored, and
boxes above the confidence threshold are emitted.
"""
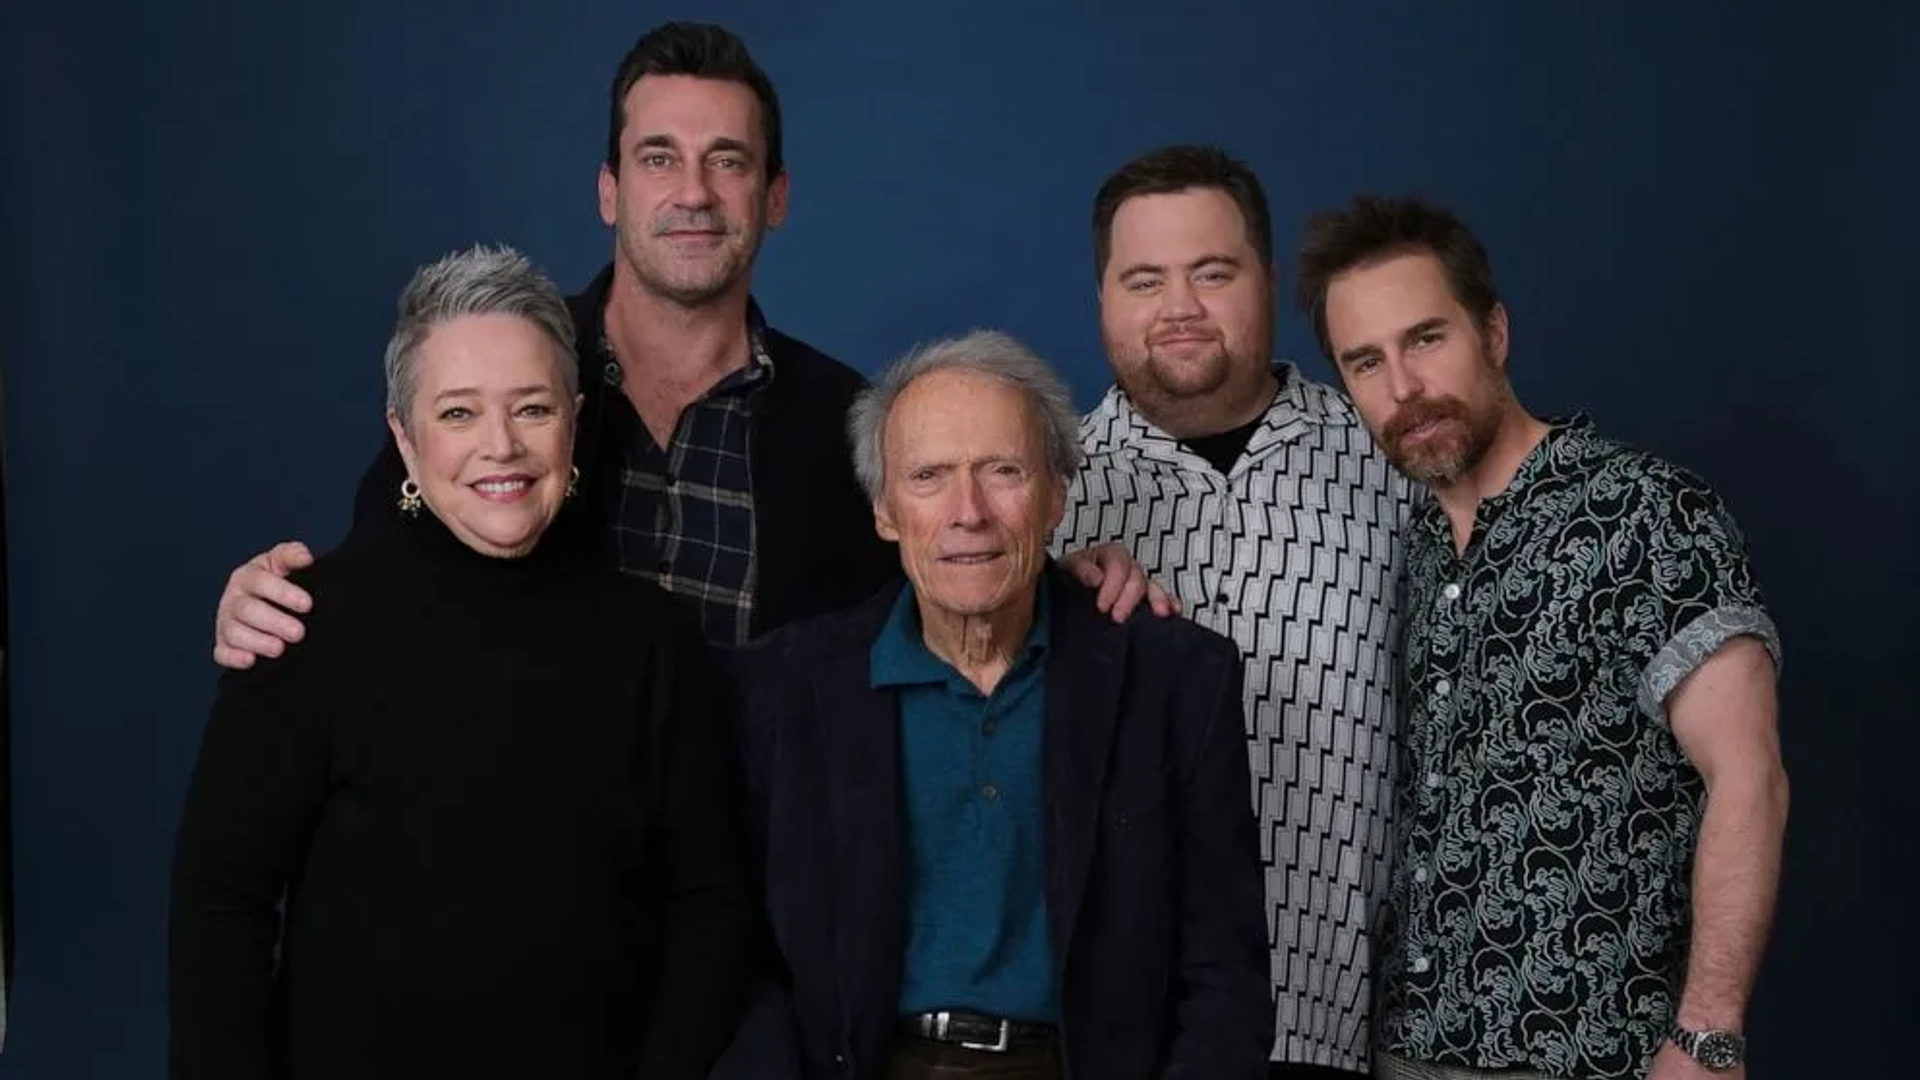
[618,205,763,307]
[1106,324,1266,432]
[1137,340,1232,400]
[1379,385,1506,485]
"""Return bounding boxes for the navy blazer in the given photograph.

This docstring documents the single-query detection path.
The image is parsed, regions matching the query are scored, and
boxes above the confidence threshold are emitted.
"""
[715,564,1273,1079]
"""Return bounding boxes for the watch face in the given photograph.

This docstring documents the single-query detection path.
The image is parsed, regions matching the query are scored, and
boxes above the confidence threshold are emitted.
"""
[1695,1031,1744,1070]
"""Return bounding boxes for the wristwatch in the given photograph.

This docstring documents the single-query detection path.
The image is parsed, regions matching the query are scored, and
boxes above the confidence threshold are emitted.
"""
[1670,1025,1745,1071]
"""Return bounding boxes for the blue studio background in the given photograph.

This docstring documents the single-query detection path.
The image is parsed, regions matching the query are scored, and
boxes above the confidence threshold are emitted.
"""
[2,1,1914,1075]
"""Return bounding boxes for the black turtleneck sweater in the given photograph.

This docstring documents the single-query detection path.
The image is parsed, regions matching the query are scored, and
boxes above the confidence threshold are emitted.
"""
[168,507,754,1080]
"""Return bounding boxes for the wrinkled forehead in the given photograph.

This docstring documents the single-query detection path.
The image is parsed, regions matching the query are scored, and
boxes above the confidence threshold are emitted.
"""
[1326,252,1463,345]
[1107,189,1257,269]
[415,313,570,393]
[620,74,765,153]
[885,369,1047,465]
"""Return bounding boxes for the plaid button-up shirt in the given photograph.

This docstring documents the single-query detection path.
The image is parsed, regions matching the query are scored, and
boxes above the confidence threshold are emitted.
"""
[597,317,773,649]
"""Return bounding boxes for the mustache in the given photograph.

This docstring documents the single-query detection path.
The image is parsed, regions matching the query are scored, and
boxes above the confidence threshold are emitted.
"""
[651,210,736,236]
[1148,327,1220,347]
[1383,397,1469,444]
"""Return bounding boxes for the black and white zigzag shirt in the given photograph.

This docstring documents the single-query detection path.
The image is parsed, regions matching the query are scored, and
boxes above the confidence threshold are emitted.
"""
[1055,364,1412,1072]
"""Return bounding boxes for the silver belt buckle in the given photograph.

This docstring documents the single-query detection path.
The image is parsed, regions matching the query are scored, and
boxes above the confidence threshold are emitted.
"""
[957,1016,1011,1053]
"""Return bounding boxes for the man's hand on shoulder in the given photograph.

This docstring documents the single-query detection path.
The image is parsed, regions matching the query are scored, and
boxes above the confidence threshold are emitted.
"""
[1059,542,1180,622]
[212,541,317,670]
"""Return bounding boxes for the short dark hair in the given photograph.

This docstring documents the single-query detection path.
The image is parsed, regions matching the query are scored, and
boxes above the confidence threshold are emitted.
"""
[1294,194,1500,362]
[605,22,784,179]
[1090,145,1273,281]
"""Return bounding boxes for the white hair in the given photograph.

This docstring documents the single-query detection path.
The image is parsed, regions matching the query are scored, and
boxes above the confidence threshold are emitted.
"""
[846,329,1083,500]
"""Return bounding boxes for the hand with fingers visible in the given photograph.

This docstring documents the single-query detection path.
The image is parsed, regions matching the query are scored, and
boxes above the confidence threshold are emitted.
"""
[1059,541,1181,623]
[212,541,317,670]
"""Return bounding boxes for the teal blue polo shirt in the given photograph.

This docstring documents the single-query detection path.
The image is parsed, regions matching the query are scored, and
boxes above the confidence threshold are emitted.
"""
[870,579,1057,1023]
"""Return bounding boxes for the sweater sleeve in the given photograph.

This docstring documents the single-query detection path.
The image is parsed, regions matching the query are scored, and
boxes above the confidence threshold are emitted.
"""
[635,618,759,1078]
[168,657,333,1080]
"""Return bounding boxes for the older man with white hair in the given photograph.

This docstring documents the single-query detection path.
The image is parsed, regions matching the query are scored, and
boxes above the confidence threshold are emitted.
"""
[715,329,1274,1080]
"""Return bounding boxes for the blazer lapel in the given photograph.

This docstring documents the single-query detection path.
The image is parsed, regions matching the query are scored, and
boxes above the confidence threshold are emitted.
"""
[810,637,906,1057]
[1041,568,1128,975]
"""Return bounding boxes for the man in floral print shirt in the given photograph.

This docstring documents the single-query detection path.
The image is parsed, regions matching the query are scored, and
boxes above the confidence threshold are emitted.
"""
[1294,194,1789,1080]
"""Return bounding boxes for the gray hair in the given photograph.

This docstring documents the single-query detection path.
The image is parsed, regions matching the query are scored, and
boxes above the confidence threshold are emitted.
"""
[383,243,578,425]
[847,329,1084,501]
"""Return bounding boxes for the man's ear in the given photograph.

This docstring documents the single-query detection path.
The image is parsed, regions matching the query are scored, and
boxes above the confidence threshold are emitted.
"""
[873,493,900,544]
[1484,303,1512,370]
[765,169,791,231]
[597,163,619,229]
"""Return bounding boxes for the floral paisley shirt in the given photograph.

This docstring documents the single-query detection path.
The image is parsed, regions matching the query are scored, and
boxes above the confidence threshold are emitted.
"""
[1378,414,1780,1080]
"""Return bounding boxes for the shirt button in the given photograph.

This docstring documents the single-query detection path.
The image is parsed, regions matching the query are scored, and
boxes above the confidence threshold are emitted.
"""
[656,560,671,576]
[602,360,622,385]
[1413,865,1428,883]
[981,784,999,801]
[1442,582,1461,602]
[663,473,677,488]
[1215,592,1230,605]
[982,717,998,735]
[1410,956,1431,974]
[1434,679,1451,697]
[1425,772,1443,789]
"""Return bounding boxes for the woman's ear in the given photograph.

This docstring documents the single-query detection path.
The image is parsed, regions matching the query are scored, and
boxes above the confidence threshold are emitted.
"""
[386,410,420,484]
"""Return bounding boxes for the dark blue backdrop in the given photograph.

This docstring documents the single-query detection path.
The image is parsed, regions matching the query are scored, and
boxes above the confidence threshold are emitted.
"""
[2,1,1913,1074]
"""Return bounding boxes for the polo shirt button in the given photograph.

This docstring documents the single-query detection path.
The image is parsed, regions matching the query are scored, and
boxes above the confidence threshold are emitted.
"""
[981,784,999,801]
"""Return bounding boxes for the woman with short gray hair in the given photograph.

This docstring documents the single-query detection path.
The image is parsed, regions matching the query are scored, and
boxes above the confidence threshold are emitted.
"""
[168,244,754,1078]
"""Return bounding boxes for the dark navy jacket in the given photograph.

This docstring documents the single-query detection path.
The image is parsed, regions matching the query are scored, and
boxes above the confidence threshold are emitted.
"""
[715,565,1275,1079]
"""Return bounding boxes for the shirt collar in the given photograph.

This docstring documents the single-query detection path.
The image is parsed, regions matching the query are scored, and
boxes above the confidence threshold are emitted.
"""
[594,298,777,389]
[870,574,1053,689]
[1412,411,1597,540]
[1091,362,1330,469]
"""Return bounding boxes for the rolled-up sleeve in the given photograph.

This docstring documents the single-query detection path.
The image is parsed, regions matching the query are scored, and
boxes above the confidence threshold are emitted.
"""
[1611,468,1782,724]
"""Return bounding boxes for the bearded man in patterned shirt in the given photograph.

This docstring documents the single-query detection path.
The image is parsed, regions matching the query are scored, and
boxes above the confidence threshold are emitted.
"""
[1295,194,1790,1080]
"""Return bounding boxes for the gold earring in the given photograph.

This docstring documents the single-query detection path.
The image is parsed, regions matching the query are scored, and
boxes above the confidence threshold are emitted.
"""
[565,466,581,500]
[398,478,423,516]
